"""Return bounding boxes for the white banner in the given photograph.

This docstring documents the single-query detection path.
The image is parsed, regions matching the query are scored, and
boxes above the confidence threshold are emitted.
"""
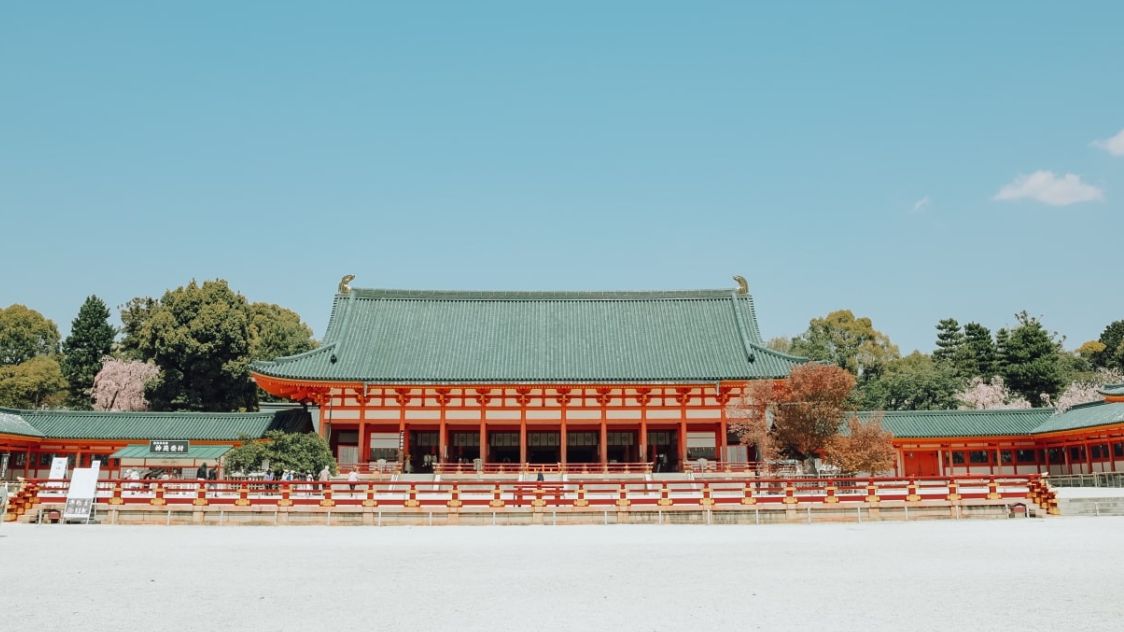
[48,456,68,480]
[63,464,101,522]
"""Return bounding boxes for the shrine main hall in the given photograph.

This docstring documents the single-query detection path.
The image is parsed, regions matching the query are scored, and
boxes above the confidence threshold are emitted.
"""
[252,278,803,473]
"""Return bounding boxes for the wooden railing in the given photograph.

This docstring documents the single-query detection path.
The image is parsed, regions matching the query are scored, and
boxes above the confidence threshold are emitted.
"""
[27,474,1056,514]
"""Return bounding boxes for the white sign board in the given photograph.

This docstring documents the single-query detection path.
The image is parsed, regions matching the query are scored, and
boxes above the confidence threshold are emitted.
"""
[48,456,68,480]
[63,463,101,522]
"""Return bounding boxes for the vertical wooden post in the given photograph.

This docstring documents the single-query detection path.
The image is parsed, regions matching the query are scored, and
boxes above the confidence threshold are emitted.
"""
[600,421,608,471]
[479,421,487,467]
[678,420,688,468]
[519,417,527,466]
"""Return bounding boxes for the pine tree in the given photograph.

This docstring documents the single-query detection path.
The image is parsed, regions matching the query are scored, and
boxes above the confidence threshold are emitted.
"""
[999,312,1065,407]
[61,296,115,408]
[962,322,997,378]
[932,318,966,369]
[994,327,1010,376]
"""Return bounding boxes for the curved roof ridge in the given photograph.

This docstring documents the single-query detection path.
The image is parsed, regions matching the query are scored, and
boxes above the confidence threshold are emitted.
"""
[875,407,1054,416]
[346,287,742,301]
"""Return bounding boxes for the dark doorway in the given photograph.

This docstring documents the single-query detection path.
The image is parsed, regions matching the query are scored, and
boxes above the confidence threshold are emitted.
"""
[528,431,560,463]
[567,431,599,463]
[448,431,481,465]
[489,431,520,465]
[648,430,679,472]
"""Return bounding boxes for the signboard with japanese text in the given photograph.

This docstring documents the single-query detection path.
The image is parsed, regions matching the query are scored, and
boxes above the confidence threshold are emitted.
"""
[63,461,100,522]
[149,440,189,454]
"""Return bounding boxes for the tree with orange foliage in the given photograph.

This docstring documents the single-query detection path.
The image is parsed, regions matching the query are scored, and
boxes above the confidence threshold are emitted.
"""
[728,363,856,470]
[823,414,897,475]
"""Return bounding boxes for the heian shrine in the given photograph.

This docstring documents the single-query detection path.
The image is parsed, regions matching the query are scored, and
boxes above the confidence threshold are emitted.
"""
[249,277,1124,478]
[251,277,803,474]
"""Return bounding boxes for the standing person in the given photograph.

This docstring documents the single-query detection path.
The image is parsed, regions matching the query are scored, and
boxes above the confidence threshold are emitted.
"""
[197,463,208,480]
[347,468,358,495]
[318,464,331,501]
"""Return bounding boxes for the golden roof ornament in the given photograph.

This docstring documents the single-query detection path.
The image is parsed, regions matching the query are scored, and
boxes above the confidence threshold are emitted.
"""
[732,275,748,295]
[338,274,356,295]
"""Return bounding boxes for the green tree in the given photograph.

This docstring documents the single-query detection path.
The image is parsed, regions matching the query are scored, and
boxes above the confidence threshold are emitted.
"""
[249,303,317,361]
[1094,320,1124,371]
[962,322,998,378]
[0,305,60,366]
[0,356,67,408]
[60,296,115,408]
[999,312,1065,407]
[994,327,1010,376]
[932,318,965,365]
[858,352,963,411]
[129,280,256,411]
[224,430,335,477]
[117,297,158,359]
[790,310,899,380]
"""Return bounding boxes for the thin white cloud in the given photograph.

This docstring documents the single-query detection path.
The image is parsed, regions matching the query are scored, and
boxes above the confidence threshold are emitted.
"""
[1092,129,1124,156]
[993,170,1103,206]
[911,196,931,213]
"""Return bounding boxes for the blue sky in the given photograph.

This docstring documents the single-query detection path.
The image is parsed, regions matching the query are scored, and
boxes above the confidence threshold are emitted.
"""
[2,2,1121,353]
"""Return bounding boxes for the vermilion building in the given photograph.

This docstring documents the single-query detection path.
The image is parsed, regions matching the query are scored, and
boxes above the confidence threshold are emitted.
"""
[251,282,804,472]
[251,280,1124,478]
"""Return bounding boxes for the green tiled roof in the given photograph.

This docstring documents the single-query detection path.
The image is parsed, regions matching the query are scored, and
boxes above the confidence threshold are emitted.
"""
[862,408,1055,438]
[1098,384,1124,396]
[0,408,313,441]
[1034,401,1124,434]
[111,444,232,460]
[252,287,806,383]
[0,411,45,438]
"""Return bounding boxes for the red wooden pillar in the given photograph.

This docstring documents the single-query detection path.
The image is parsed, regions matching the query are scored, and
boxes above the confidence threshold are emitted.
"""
[358,392,368,467]
[519,417,527,465]
[560,421,568,466]
[479,421,487,465]
[437,389,449,463]
[1063,444,1071,475]
[1085,440,1093,473]
[23,447,31,477]
[599,421,608,468]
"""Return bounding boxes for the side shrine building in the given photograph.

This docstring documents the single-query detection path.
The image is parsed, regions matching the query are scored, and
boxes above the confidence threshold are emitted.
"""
[251,283,804,473]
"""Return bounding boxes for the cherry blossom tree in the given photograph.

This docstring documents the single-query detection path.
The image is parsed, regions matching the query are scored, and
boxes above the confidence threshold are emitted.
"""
[955,376,1031,410]
[91,357,160,411]
[1049,369,1124,413]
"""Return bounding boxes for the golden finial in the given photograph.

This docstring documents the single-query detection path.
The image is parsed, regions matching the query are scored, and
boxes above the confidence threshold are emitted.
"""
[338,274,356,295]
[732,275,748,295]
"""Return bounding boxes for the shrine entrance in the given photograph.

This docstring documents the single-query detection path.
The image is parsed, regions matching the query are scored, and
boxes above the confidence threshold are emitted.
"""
[527,431,560,464]
[606,430,638,463]
[566,431,599,464]
[408,431,439,472]
[489,431,520,465]
[648,430,679,472]
[448,431,480,465]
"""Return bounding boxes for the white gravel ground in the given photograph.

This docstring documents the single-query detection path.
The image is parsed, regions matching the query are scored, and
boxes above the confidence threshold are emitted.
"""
[2,518,1123,632]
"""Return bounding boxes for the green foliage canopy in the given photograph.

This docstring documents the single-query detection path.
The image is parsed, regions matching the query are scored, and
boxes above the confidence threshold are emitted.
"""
[224,430,336,477]
[0,305,60,366]
[60,296,115,408]
[0,356,67,408]
[120,280,317,411]
[858,352,963,411]
[790,310,899,380]
[999,312,1065,407]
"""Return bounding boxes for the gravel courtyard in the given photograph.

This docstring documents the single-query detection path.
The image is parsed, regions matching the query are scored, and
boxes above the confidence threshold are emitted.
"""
[2,518,1122,631]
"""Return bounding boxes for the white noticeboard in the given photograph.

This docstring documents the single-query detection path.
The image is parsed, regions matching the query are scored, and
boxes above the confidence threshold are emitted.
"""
[49,456,69,480]
[63,462,101,522]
